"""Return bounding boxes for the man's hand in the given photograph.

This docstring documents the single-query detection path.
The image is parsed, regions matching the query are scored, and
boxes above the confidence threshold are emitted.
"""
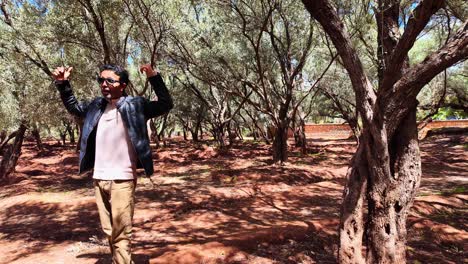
[139,64,157,78]
[52,66,73,81]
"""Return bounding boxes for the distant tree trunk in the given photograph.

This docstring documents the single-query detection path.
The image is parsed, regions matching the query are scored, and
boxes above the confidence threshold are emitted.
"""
[317,85,361,143]
[66,123,75,144]
[212,122,227,149]
[74,118,83,151]
[0,130,6,143]
[190,129,199,142]
[76,124,82,151]
[238,113,254,140]
[259,126,270,145]
[60,131,67,145]
[193,119,202,141]
[31,127,43,151]
[248,123,258,141]
[236,122,244,141]
[294,117,307,154]
[154,134,160,148]
[199,125,204,140]
[148,119,161,148]
[0,122,27,181]
[227,121,236,146]
[251,126,258,140]
[182,128,187,141]
[149,119,158,143]
[158,130,167,147]
[158,114,169,147]
[272,121,288,163]
[167,128,174,139]
[70,129,76,144]
[245,110,270,144]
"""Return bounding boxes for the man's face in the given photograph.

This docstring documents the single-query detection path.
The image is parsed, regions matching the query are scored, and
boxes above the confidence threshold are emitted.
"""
[99,70,126,100]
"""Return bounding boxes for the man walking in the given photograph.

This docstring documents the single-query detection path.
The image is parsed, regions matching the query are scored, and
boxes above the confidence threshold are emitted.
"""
[52,63,173,263]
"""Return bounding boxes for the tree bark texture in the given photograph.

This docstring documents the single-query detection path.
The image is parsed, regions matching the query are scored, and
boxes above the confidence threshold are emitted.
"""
[339,137,368,264]
[236,123,244,141]
[0,130,18,154]
[190,130,199,142]
[254,122,270,144]
[182,128,187,141]
[340,108,421,264]
[66,123,75,144]
[227,121,236,146]
[213,125,227,149]
[0,130,6,143]
[272,122,288,163]
[0,123,27,181]
[31,128,43,151]
[191,118,202,142]
[60,132,67,145]
[366,106,421,263]
[294,117,307,154]
[199,125,204,140]
[149,119,158,144]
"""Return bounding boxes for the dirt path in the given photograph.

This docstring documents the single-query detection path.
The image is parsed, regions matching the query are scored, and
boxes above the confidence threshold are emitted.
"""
[0,135,466,264]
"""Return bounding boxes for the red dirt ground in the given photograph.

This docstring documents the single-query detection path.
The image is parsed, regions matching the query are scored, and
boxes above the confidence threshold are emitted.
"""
[0,134,466,264]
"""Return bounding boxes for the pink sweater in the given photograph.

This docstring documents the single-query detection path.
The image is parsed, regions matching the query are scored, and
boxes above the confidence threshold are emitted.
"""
[93,100,137,180]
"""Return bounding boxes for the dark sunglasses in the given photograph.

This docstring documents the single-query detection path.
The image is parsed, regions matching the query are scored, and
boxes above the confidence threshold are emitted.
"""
[97,77,120,84]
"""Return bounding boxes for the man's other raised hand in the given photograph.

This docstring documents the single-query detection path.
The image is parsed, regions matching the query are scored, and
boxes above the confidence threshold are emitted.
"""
[52,66,73,81]
[139,64,157,78]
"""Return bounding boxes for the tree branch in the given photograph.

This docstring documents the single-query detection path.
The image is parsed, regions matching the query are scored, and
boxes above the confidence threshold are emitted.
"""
[0,0,12,26]
[386,21,468,136]
[380,0,445,92]
[301,0,376,126]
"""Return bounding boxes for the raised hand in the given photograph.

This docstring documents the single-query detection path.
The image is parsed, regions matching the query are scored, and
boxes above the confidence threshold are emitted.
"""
[52,66,73,81]
[139,64,157,78]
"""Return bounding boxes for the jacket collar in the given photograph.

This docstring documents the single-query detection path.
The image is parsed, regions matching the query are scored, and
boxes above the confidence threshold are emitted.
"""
[96,97,106,110]
[115,96,126,109]
[97,96,127,110]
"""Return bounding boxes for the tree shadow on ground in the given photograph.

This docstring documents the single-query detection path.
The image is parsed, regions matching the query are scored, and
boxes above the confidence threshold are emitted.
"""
[0,200,100,263]
[133,173,341,262]
[2,135,465,263]
[419,135,468,192]
[1,142,91,197]
[76,253,151,264]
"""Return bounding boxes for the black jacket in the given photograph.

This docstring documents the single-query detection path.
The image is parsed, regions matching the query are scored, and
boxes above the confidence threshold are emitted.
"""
[55,74,173,176]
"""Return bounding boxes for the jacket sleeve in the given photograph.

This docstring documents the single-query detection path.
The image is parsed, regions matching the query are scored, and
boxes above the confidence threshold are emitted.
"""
[55,80,89,118]
[144,74,174,119]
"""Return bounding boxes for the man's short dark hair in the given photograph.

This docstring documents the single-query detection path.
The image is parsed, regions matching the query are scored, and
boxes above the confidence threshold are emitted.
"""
[99,64,129,85]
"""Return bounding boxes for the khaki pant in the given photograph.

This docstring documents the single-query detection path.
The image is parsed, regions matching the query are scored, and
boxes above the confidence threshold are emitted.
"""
[94,179,136,264]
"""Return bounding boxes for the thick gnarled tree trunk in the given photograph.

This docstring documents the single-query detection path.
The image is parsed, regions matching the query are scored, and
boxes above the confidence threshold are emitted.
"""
[0,130,18,154]
[339,138,367,264]
[366,106,421,263]
[301,0,468,263]
[340,108,421,264]
[0,123,27,181]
